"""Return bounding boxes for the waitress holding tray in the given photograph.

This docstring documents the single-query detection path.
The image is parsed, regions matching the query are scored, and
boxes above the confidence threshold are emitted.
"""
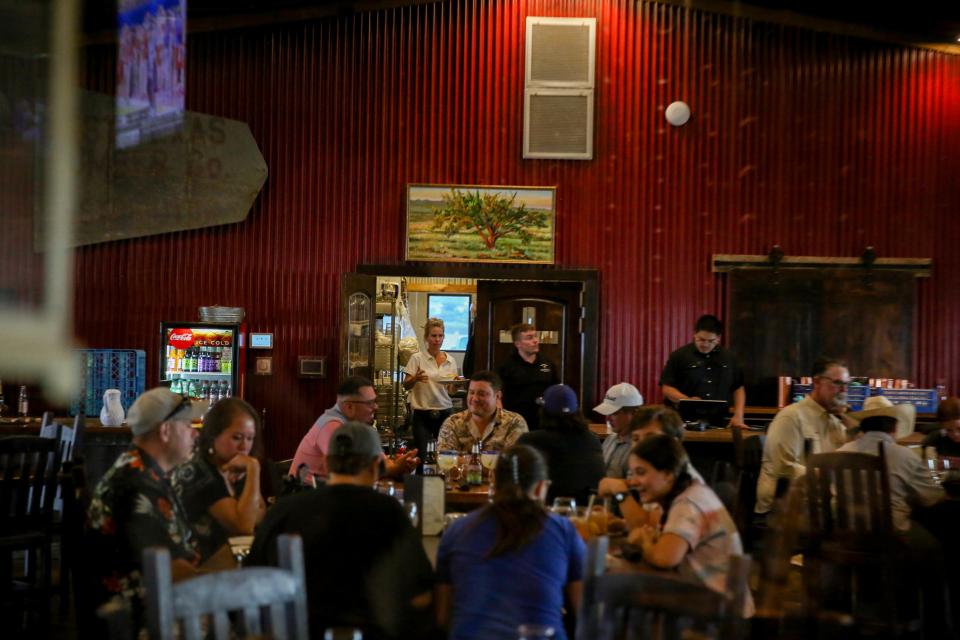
[404,318,459,462]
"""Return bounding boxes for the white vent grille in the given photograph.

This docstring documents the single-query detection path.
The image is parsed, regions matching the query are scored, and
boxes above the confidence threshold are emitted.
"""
[524,90,593,158]
[528,23,593,85]
[524,17,595,160]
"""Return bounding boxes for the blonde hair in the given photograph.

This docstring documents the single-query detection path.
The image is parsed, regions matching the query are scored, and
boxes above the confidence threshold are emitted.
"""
[424,317,445,338]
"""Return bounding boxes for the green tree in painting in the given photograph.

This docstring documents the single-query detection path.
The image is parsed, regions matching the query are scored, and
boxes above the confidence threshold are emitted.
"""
[429,189,549,257]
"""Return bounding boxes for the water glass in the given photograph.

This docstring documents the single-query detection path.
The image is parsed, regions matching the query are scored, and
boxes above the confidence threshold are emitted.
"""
[324,629,363,640]
[927,458,942,485]
[517,624,555,639]
[405,501,420,528]
[377,480,396,497]
[550,497,577,517]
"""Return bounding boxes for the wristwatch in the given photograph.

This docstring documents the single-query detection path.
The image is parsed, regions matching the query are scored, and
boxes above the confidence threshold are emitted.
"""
[612,491,629,504]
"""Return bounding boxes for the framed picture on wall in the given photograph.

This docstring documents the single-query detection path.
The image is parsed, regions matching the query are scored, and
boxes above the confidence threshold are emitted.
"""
[405,184,556,264]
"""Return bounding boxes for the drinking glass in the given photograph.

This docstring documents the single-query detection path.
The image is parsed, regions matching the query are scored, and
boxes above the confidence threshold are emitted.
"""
[481,450,499,478]
[438,449,457,481]
[550,497,577,517]
[404,501,419,528]
[588,503,608,535]
[377,480,396,497]
[927,458,942,485]
[516,623,555,639]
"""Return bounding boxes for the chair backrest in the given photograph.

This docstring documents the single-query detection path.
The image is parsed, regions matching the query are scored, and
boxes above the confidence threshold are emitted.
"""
[709,460,742,519]
[805,442,893,545]
[71,412,86,458]
[38,418,78,464]
[144,534,309,640]
[732,428,764,473]
[0,435,62,530]
[577,537,751,640]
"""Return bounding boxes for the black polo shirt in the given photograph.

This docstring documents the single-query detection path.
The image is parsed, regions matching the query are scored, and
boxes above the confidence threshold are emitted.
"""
[497,351,560,430]
[659,343,744,404]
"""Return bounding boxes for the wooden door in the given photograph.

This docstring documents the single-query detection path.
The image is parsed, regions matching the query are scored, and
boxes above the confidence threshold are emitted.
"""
[475,281,583,400]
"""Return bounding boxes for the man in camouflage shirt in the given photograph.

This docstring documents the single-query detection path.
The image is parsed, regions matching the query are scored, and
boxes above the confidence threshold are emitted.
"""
[437,370,528,452]
[86,388,207,615]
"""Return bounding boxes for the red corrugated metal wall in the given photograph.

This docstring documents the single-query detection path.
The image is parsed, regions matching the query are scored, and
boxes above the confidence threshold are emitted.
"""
[75,0,960,458]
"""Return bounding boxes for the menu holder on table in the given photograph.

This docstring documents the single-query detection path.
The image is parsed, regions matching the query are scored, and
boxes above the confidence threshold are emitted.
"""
[404,474,446,535]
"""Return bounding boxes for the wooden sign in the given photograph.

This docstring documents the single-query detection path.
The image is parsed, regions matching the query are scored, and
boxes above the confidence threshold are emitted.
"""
[46,90,267,248]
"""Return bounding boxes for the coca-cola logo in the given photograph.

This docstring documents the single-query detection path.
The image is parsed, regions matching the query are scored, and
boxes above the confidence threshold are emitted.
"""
[168,328,195,348]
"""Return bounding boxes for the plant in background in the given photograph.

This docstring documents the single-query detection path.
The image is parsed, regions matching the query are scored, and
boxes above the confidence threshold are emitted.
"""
[430,189,549,257]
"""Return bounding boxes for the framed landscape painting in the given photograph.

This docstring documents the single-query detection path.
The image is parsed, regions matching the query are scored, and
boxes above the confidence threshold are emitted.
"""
[405,184,556,264]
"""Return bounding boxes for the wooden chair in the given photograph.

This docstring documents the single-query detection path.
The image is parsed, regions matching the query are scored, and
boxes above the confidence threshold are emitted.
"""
[143,534,309,640]
[96,598,133,640]
[709,460,742,526]
[37,416,80,613]
[38,411,54,431]
[576,537,751,640]
[802,444,919,636]
[0,436,63,632]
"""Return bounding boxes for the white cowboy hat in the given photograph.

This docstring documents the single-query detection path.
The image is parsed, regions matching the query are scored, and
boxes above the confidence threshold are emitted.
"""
[849,395,916,439]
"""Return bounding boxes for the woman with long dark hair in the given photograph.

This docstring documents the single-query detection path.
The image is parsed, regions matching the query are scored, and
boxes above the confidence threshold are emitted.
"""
[172,397,266,560]
[435,444,586,639]
[626,434,753,615]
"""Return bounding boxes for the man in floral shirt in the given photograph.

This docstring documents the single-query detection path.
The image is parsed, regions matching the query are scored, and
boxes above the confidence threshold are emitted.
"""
[86,387,207,615]
[437,370,528,452]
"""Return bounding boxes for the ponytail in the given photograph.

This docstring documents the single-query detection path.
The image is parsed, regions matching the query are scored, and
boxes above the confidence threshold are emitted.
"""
[481,445,548,557]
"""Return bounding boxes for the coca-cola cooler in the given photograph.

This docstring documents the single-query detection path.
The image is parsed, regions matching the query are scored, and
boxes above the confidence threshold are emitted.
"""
[160,322,246,401]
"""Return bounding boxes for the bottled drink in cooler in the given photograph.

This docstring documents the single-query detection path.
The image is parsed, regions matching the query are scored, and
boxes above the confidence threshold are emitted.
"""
[212,349,221,373]
[166,346,176,372]
[170,376,180,395]
[187,379,199,399]
[221,347,232,374]
[222,380,231,398]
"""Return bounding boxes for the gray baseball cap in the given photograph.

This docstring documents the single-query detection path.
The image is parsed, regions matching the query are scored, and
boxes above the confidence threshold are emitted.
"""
[127,387,208,437]
[328,421,383,459]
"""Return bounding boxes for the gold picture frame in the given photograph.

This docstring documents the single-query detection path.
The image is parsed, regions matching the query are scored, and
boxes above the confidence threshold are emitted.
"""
[405,183,556,264]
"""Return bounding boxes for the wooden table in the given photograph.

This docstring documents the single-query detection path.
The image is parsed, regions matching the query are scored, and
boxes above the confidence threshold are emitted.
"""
[444,483,491,511]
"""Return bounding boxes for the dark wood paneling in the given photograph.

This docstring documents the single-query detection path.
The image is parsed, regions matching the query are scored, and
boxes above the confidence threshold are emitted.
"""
[729,269,915,405]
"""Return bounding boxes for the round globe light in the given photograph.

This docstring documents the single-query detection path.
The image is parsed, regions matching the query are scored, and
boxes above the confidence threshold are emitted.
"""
[665,101,691,127]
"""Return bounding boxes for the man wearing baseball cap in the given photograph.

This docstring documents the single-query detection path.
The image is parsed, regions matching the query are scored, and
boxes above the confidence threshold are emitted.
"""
[248,421,435,639]
[594,382,644,478]
[86,387,208,617]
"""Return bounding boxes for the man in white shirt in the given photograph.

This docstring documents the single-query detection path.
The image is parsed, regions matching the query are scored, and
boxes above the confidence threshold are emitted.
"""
[755,357,858,516]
